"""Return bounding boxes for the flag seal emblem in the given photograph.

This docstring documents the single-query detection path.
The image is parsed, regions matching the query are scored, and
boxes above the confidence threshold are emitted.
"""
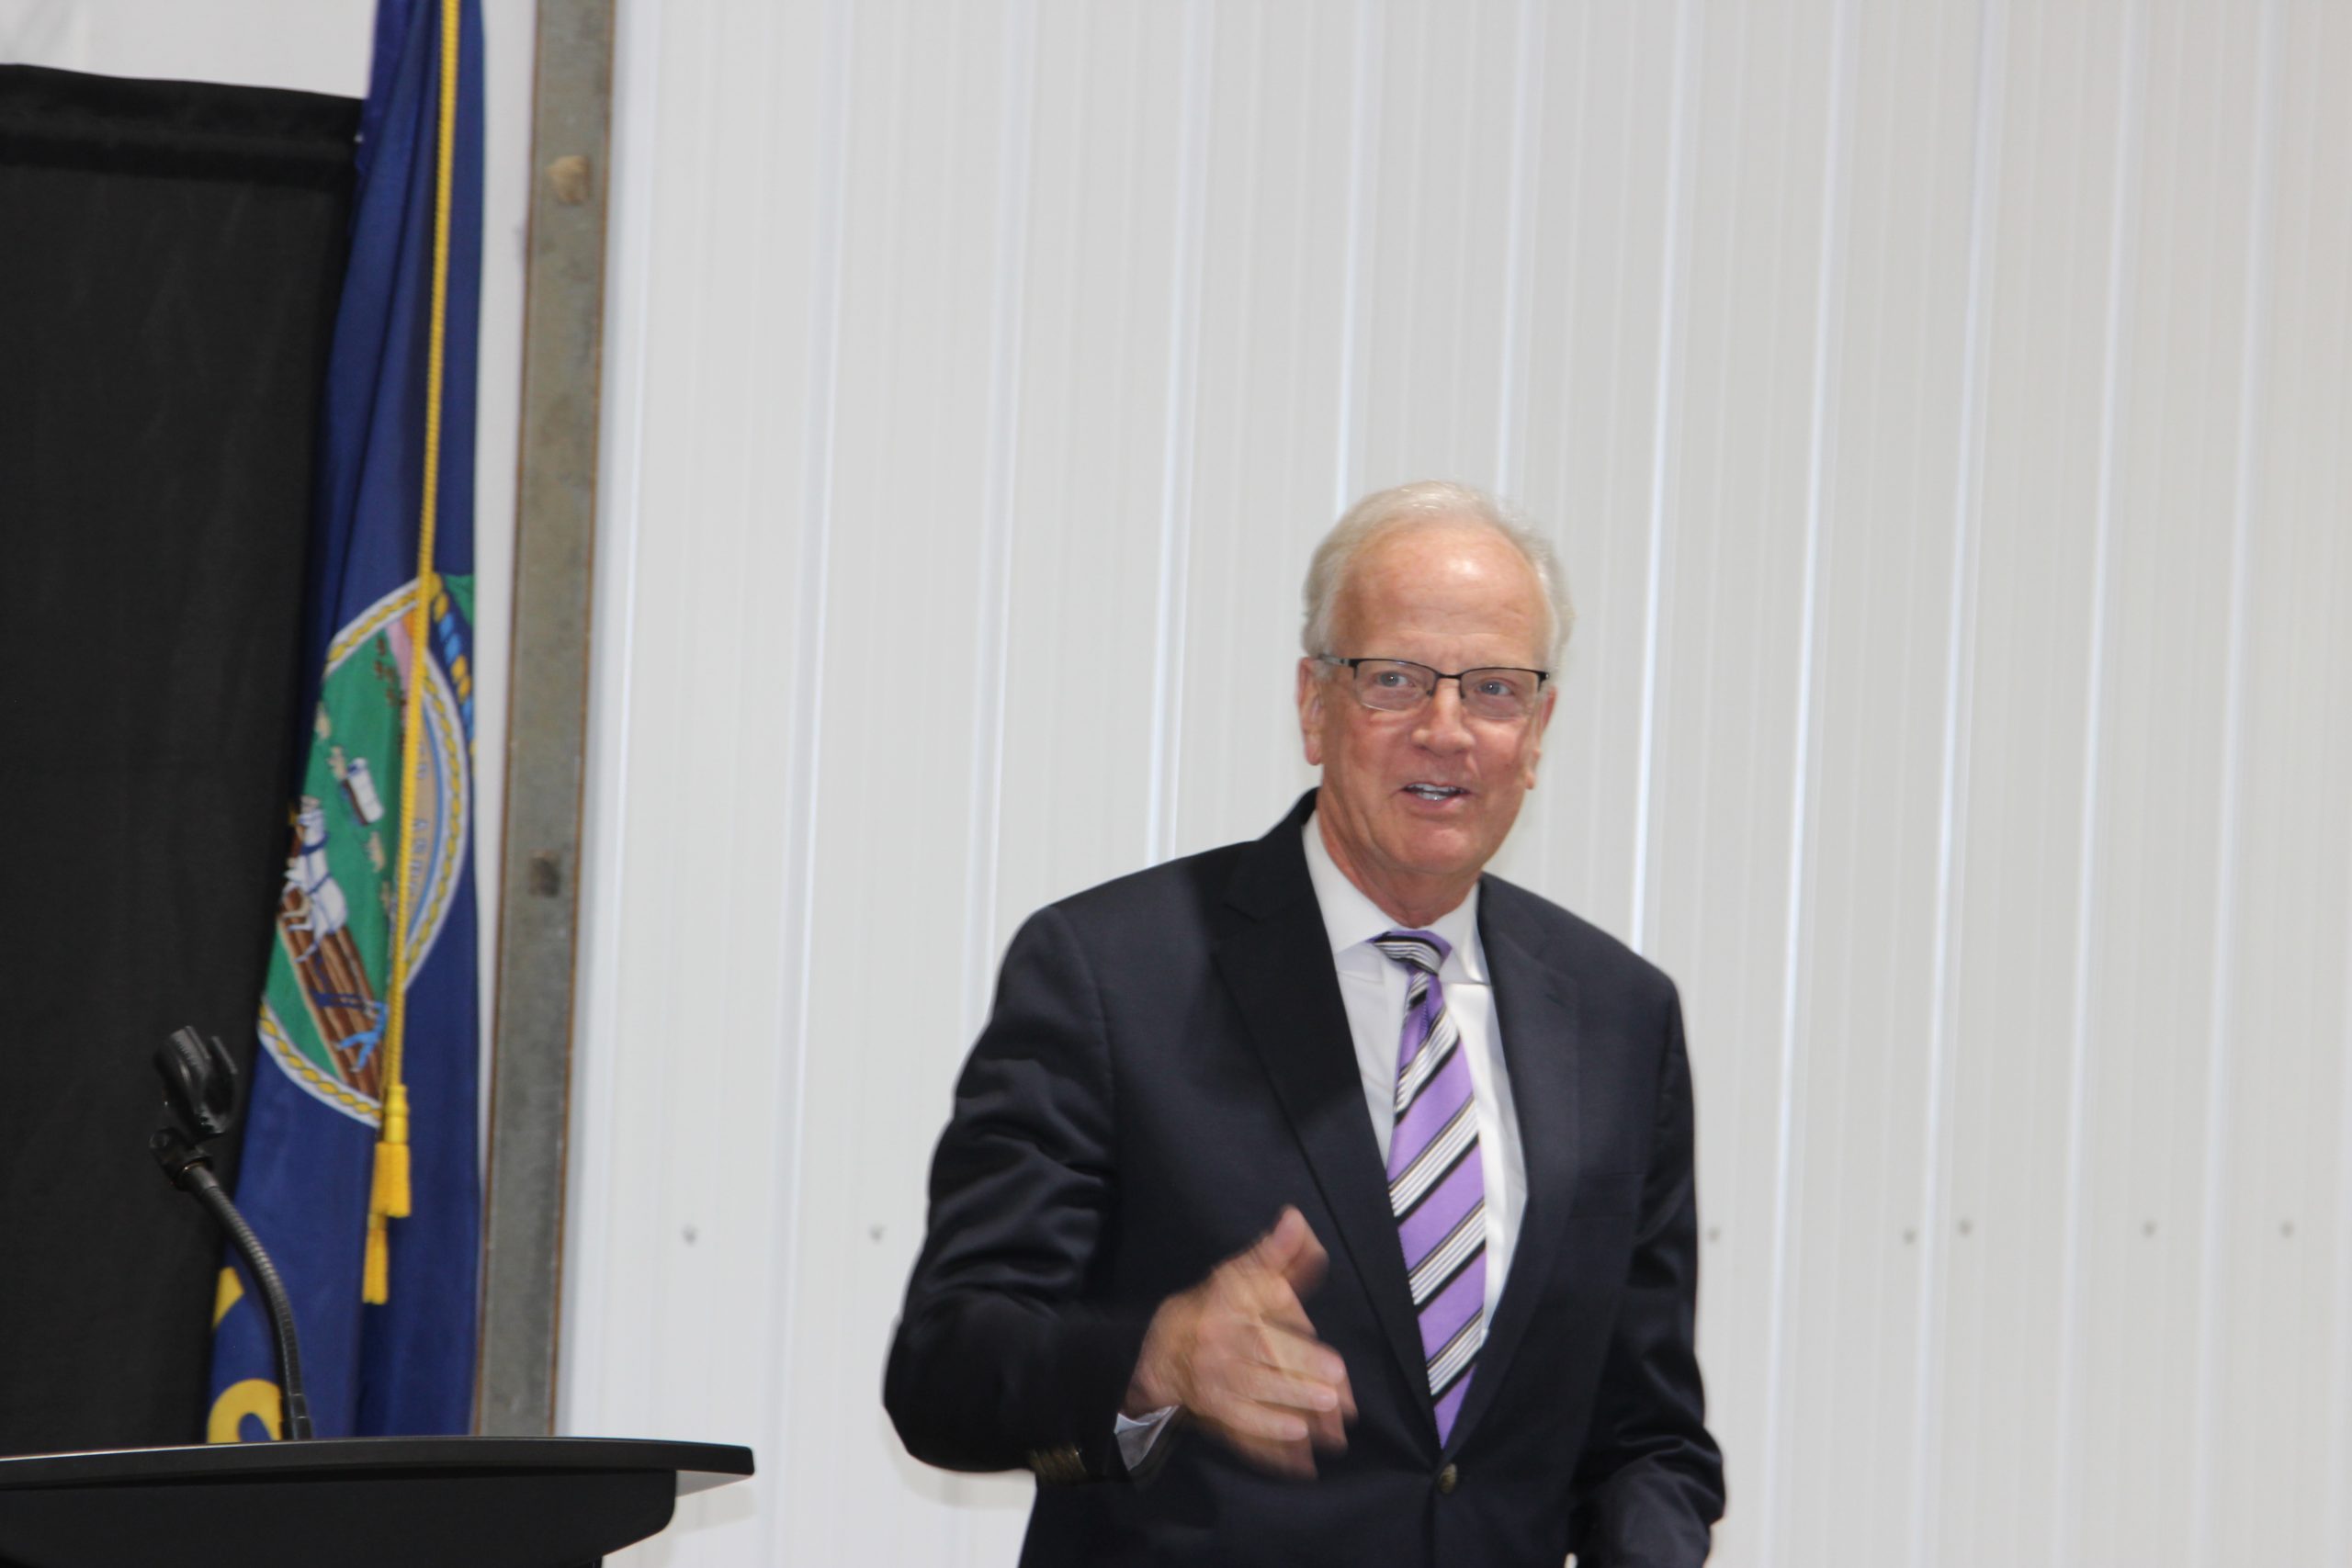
[259,576,473,1127]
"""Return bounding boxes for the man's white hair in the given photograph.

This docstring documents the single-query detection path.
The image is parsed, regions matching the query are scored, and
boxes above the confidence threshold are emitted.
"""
[1300,480,1576,669]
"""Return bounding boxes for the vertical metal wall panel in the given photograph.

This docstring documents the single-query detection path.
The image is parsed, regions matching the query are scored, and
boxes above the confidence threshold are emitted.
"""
[788,5,1040,1562]
[991,1,1185,935]
[1640,6,1840,1561]
[2075,7,2274,1565]
[564,1,2352,1562]
[2207,5,2352,1562]
[1933,6,2131,1564]
[2316,17,2352,1534]
[956,0,1037,1042]
[1348,0,1521,488]
[559,0,842,1562]
[1779,5,1994,1566]
[1493,0,1682,940]
[1170,0,1353,858]
[2188,6,2279,1558]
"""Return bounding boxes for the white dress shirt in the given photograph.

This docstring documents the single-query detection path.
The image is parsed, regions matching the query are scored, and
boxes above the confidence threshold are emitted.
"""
[1299,811,1525,1322]
[1116,812,1526,1465]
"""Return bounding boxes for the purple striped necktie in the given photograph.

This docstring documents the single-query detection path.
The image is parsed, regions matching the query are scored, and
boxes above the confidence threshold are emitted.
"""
[1375,929,1485,1443]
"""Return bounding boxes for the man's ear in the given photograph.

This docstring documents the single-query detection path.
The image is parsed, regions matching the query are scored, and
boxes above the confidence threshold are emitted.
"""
[1296,658,1327,766]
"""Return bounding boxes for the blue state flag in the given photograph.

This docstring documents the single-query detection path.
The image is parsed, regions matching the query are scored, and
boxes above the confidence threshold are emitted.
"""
[209,0,485,1441]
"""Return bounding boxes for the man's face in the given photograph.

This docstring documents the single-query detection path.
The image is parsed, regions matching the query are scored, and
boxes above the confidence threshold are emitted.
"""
[1296,520,1557,924]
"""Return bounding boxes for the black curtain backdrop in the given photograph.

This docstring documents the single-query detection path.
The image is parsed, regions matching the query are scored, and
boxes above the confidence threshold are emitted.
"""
[0,65,357,1455]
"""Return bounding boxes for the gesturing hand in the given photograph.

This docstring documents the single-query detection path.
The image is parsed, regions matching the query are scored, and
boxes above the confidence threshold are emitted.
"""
[1124,1206,1357,1478]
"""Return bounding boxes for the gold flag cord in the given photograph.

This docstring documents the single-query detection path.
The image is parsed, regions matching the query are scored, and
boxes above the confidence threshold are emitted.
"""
[367,0,463,1306]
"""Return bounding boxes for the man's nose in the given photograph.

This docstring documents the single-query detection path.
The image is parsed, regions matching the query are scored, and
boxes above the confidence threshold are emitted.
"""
[1413,682,1476,752]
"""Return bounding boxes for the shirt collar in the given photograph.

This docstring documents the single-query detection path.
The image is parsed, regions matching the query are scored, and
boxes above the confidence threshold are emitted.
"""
[1301,809,1487,982]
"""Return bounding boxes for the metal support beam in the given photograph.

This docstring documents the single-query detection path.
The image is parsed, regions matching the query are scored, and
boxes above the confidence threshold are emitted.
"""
[478,0,614,1438]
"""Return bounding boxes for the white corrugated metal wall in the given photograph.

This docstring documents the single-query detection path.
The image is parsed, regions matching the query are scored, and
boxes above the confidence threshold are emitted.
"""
[575,1,2345,1565]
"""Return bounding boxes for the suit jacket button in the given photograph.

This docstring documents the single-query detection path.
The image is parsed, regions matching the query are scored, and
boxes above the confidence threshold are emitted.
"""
[1436,1462,1459,1495]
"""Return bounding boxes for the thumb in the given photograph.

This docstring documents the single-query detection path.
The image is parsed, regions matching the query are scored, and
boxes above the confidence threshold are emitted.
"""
[1256,1206,1329,1295]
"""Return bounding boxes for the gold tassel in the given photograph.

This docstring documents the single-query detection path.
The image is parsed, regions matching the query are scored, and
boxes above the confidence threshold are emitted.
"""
[363,1212,390,1304]
[362,1081,412,1304]
[373,1082,413,1218]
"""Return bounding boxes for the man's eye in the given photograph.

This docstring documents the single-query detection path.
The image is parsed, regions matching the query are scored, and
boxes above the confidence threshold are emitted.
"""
[1371,670,1414,688]
[1475,678,1513,698]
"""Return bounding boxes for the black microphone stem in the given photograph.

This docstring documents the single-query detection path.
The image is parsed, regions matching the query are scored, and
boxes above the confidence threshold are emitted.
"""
[160,1140,315,1441]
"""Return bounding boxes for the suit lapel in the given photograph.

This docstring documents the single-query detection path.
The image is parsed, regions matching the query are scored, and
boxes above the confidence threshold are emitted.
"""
[1442,889,1581,1455]
[1214,800,1432,1415]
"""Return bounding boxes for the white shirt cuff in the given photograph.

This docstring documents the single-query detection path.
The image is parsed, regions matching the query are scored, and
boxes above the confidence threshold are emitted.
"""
[1114,1404,1180,1471]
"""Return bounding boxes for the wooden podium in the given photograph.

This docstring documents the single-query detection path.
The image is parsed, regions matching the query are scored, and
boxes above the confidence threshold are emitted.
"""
[0,1436,754,1568]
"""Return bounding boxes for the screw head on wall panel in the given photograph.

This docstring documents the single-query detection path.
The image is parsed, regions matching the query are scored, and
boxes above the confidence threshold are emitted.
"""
[548,153,594,206]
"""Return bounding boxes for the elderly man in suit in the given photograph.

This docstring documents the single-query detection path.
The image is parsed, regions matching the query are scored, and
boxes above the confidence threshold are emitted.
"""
[886,481,1724,1566]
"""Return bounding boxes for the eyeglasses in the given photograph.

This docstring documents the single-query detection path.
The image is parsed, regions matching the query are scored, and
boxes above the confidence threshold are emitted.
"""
[1316,655,1549,722]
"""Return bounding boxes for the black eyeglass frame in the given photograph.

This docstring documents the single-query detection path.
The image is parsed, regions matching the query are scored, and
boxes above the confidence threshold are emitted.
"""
[1313,653,1551,716]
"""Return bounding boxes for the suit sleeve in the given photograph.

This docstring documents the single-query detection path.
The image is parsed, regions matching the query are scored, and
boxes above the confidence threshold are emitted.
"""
[884,904,1156,1482]
[1565,982,1727,1566]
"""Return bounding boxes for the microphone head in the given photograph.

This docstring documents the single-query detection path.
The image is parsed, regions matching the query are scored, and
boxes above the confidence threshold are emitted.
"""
[156,1026,240,1142]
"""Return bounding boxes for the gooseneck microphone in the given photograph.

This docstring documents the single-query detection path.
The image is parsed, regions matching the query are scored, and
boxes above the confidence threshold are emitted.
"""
[150,1026,315,1441]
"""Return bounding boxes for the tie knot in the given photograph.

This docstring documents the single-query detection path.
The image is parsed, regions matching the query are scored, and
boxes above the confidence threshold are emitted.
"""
[1374,929,1450,975]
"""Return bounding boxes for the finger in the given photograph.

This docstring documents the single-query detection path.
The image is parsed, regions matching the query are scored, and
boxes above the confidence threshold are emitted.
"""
[1192,1320,1341,1408]
[1202,1389,1316,1446]
[1229,1359,1343,1416]
[1230,1356,1349,1453]
[1252,1321,1351,1393]
[1305,1401,1350,1454]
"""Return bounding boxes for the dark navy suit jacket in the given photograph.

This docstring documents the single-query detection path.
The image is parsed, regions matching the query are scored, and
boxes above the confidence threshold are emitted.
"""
[886,792,1724,1566]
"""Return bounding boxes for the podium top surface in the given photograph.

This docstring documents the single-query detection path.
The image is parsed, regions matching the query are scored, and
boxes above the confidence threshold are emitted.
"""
[0,1435,755,1497]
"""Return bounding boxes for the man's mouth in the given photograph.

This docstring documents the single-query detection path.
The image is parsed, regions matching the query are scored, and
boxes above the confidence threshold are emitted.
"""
[1402,784,1469,802]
